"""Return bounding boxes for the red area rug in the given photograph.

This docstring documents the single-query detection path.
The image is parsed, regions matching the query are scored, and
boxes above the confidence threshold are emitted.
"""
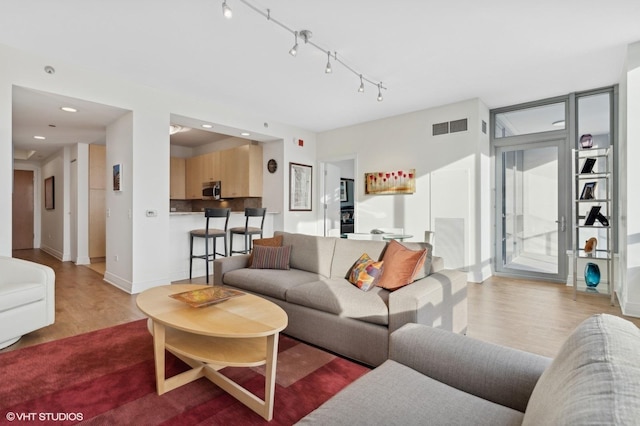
[0,320,369,425]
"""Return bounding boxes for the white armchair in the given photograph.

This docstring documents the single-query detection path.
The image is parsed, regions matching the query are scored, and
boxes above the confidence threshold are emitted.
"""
[0,257,55,349]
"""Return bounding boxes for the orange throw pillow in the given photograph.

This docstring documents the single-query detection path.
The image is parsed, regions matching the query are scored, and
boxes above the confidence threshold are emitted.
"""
[376,239,427,290]
[248,235,283,266]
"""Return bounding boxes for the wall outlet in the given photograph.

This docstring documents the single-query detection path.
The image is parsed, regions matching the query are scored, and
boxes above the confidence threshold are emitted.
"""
[146,209,157,217]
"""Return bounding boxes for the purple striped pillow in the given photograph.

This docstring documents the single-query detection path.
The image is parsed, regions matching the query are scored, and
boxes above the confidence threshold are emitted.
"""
[249,245,292,270]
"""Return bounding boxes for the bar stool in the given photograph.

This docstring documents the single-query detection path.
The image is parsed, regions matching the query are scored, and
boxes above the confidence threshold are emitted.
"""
[189,208,230,283]
[229,207,266,255]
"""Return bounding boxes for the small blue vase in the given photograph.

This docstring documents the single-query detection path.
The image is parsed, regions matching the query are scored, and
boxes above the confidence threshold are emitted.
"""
[584,263,601,287]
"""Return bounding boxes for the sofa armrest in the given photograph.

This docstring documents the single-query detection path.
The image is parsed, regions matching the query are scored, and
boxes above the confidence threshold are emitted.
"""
[388,269,467,335]
[0,257,55,324]
[390,323,551,413]
[213,255,250,286]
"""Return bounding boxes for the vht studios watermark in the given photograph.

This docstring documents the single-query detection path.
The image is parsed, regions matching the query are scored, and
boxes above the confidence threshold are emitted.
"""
[5,411,84,422]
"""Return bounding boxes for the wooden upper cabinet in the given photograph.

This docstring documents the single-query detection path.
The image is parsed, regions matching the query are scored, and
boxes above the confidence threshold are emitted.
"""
[220,144,263,198]
[170,157,186,199]
[89,144,106,189]
[202,151,221,182]
[185,155,204,199]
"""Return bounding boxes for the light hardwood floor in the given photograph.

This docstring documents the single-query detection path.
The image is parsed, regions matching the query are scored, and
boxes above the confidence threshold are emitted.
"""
[3,249,639,358]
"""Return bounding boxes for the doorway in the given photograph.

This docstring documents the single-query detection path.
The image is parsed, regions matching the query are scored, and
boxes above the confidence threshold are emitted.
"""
[496,141,568,280]
[12,170,35,250]
[321,157,356,236]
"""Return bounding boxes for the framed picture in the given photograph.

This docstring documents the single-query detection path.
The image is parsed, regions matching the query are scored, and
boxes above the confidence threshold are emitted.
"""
[580,158,596,174]
[289,162,312,211]
[113,164,122,191]
[365,169,416,195]
[340,179,348,202]
[580,181,597,200]
[44,176,55,210]
[584,206,601,226]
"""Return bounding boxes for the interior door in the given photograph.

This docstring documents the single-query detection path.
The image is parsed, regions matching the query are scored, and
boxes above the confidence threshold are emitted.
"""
[496,140,568,281]
[323,163,341,236]
[12,170,34,250]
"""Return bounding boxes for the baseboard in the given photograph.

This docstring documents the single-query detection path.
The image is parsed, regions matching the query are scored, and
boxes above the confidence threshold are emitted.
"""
[40,245,63,261]
[131,278,171,295]
[103,271,133,294]
[621,300,640,318]
[75,256,91,265]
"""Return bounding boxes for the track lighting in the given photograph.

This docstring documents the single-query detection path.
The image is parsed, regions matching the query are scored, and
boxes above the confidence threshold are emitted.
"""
[289,32,299,56]
[222,1,232,19]
[222,0,386,103]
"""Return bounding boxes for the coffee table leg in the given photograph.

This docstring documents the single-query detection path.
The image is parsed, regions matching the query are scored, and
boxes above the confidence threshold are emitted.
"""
[152,320,166,395]
[263,332,279,421]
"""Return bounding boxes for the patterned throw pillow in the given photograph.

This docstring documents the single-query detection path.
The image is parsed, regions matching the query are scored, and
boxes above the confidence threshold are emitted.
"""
[249,245,292,270]
[376,239,427,290]
[248,235,283,266]
[348,253,384,291]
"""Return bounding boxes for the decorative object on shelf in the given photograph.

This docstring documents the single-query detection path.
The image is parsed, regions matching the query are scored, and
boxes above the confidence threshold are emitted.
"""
[289,162,312,211]
[580,158,596,174]
[584,262,601,287]
[267,159,278,174]
[584,237,598,256]
[579,134,594,149]
[44,176,55,210]
[365,169,416,195]
[340,179,348,202]
[584,206,601,226]
[580,181,597,200]
[596,212,610,226]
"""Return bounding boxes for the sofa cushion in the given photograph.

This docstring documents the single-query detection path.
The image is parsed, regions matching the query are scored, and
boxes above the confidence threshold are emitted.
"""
[298,359,525,426]
[275,231,336,277]
[331,238,387,278]
[522,314,640,425]
[286,278,389,326]
[400,241,433,280]
[347,253,384,291]
[248,235,283,266]
[0,282,46,313]
[222,268,321,300]
[249,245,291,270]
[377,240,427,290]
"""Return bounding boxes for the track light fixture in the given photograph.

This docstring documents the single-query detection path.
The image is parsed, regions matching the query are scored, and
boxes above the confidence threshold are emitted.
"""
[221,0,386,102]
[325,51,332,74]
[222,0,232,19]
[289,31,299,56]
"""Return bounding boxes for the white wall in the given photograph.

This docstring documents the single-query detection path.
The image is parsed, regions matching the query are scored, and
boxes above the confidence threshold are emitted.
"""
[619,41,640,316]
[0,43,316,293]
[317,98,491,282]
[40,151,66,260]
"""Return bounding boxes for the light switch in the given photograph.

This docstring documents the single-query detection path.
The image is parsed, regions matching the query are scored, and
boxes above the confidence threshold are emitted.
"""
[146,210,157,217]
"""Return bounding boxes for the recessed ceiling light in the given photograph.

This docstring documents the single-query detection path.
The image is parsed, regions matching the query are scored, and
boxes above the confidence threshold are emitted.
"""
[61,107,78,113]
[240,132,251,136]
[552,120,565,127]
[34,135,46,140]
[201,124,213,129]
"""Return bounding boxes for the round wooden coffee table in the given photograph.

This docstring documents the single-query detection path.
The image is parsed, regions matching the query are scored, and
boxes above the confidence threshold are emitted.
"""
[136,284,288,421]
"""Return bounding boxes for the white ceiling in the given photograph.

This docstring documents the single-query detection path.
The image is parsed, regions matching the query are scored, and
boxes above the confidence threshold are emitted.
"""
[4,0,640,154]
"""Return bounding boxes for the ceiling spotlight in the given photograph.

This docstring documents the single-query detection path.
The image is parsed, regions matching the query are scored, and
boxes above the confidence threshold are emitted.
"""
[377,83,383,102]
[34,135,46,140]
[222,1,232,19]
[240,132,251,136]
[201,124,213,129]
[358,75,364,93]
[60,107,77,113]
[325,52,332,74]
[289,32,299,56]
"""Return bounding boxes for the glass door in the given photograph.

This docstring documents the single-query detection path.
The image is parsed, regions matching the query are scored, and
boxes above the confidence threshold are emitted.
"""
[496,140,568,281]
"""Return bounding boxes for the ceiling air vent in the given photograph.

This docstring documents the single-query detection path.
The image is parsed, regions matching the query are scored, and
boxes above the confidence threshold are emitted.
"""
[450,118,468,133]
[432,122,449,136]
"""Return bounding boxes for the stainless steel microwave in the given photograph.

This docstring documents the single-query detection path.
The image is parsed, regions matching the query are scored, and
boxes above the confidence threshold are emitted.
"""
[202,181,221,200]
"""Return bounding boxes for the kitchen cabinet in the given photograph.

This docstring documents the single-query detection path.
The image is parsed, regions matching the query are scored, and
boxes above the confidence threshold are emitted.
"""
[202,151,221,182]
[220,144,263,198]
[170,157,186,199]
[185,155,204,199]
[89,144,106,259]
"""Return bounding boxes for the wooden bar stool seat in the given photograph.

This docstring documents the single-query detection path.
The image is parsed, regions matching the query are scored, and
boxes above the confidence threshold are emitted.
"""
[189,208,230,283]
[229,207,266,255]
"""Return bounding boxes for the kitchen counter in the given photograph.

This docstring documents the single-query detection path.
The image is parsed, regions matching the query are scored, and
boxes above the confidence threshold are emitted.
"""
[169,211,277,281]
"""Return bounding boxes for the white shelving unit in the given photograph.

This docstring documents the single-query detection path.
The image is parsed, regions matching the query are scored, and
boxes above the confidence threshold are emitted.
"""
[573,147,614,305]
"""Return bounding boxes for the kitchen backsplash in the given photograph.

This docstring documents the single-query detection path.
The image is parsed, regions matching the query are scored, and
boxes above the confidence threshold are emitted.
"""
[170,197,262,213]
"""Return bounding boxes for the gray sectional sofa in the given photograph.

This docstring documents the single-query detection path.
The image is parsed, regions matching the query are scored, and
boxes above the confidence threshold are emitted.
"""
[300,314,640,425]
[213,231,467,367]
